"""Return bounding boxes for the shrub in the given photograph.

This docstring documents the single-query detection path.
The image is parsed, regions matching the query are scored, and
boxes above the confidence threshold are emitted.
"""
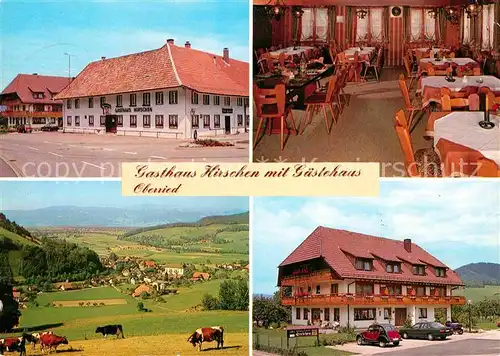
[202,293,219,310]
[403,316,414,328]
[193,139,234,147]
[137,302,145,312]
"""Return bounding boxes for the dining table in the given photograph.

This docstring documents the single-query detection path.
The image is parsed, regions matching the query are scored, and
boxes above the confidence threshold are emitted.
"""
[427,111,500,176]
[344,47,376,62]
[268,46,314,60]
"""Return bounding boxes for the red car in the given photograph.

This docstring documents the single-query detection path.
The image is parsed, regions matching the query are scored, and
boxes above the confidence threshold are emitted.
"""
[356,323,402,348]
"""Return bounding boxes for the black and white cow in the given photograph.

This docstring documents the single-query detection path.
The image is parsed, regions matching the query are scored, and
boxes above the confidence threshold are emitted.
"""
[0,335,26,356]
[95,325,125,339]
[187,326,224,351]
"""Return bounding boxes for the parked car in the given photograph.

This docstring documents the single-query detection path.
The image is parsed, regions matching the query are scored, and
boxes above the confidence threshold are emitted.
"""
[445,321,464,335]
[16,124,32,133]
[399,322,453,340]
[356,323,402,347]
[40,124,60,131]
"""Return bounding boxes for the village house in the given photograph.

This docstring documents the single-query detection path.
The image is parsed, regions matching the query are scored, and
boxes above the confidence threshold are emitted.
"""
[279,227,466,328]
[12,288,21,302]
[132,284,152,297]
[54,282,76,291]
[191,272,211,281]
[164,264,184,279]
[55,39,249,139]
[0,74,70,129]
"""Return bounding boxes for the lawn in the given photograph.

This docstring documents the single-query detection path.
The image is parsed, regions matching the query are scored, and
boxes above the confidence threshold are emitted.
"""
[36,286,127,303]
[0,227,38,246]
[455,285,500,302]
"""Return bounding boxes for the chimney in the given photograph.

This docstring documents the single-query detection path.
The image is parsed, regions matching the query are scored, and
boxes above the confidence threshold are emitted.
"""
[223,47,229,63]
[32,73,38,75]
[101,56,106,60]
[403,239,412,253]
[166,38,174,45]
[185,41,191,49]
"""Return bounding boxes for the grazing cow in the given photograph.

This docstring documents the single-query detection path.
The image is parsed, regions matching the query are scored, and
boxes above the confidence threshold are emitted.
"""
[187,326,224,351]
[26,331,53,351]
[39,333,68,353]
[0,335,26,356]
[95,325,125,339]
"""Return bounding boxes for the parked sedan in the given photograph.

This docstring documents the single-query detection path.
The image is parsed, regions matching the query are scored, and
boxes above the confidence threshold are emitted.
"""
[356,323,402,347]
[399,322,453,341]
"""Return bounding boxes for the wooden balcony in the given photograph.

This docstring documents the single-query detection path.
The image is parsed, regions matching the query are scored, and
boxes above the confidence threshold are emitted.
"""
[281,270,334,286]
[281,293,466,306]
[3,111,63,118]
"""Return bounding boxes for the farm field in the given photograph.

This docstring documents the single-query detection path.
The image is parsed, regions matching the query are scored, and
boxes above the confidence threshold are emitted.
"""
[455,285,500,302]
[2,333,249,356]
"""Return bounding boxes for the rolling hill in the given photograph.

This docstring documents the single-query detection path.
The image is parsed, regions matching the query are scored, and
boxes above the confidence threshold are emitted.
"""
[0,226,39,279]
[456,262,500,287]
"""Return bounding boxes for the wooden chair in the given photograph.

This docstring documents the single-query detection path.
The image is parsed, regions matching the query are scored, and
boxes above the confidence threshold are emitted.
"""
[253,84,297,151]
[398,74,420,131]
[301,75,338,134]
[394,110,442,177]
[478,87,500,109]
[449,52,456,58]
[403,55,418,88]
[477,157,500,177]
[440,93,480,111]
[363,47,383,81]
[473,67,482,76]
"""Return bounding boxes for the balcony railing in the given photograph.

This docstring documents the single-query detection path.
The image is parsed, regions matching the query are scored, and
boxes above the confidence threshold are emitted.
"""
[281,293,466,306]
[281,270,334,286]
[3,111,63,118]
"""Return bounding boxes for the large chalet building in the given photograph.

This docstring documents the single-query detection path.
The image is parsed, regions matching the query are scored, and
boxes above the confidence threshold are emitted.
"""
[0,74,70,129]
[278,227,465,329]
[55,39,249,139]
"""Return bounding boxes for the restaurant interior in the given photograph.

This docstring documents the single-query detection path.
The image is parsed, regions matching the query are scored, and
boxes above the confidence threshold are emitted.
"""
[252,0,500,177]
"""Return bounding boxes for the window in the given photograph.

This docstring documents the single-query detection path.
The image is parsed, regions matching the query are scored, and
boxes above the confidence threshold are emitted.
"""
[296,308,301,320]
[66,116,72,125]
[88,97,94,108]
[418,308,428,319]
[386,262,401,273]
[143,115,151,128]
[169,115,178,129]
[155,92,164,105]
[410,286,426,296]
[237,97,243,106]
[100,97,106,107]
[214,115,220,128]
[431,287,446,296]
[354,308,376,321]
[355,258,372,271]
[435,267,446,277]
[315,285,320,295]
[237,114,243,127]
[169,91,178,104]
[33,92,44,99]
[75,116,80,126]
[100,115,106,126]
[384,308,391,320]
[117,115,123,127]
[244,97,249,107]
[356,283,374,296]
[356,8,384,42]
[213,96,220,106]
[130,93,137,107]
[202,94,210,105]
[192,115,199,128]
[130,115,137,128]
[324,308,330,321]
[143,93,151,106]
[155,114,164,128]
[330,283,338,294]
[303,308,309,320]
[75,99,80,109]
[413,265,425,275]
[89,115,94,126]
[116,95,122,107]
[223,96,231,106]
[191,92,199,105]
[67,100,71,109]
[482,4,495,49]
[333,308,340,322]
[301,8,328,43]
[245,115,249,127]
[410,8,436,41]
[33,118,46,125]
[203,115,210,128]
[380,284,402,296]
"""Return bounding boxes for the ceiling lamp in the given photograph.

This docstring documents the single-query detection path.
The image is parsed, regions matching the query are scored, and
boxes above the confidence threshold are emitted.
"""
[265,0,286,20]
[428,8,438,19]
[444,7,460,24]
[464,0,493,18]
[292,6,304,19]
[356,8,368,19]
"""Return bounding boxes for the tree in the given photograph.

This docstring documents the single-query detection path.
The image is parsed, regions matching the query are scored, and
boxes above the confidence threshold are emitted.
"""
[202,294,219,310]
[218,280,249,311]
[137,302,145,311]
[0,253,20,332]
[252,292,289,328]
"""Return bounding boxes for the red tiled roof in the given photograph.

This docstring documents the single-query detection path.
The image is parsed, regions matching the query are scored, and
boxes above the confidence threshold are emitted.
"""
[56,43,248,99]
[279,226,463,286]
[1,74,70,104]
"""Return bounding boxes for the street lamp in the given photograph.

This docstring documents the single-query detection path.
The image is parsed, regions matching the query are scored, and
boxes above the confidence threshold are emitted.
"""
[64,53,75,80]
[467,299,472,333]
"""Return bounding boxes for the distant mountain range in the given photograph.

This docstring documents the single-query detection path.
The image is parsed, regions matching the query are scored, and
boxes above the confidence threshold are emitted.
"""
[456,263,500,287]
[2,206,248,227]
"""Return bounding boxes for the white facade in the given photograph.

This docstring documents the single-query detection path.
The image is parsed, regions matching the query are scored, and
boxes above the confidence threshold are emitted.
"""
[288,280,455,329]
[61,87,249,139]
[6,103,60,129]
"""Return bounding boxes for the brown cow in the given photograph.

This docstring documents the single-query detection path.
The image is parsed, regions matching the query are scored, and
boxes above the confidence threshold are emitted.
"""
[187,326,224,351]
[39,333,68,353]
[0,335,26,356]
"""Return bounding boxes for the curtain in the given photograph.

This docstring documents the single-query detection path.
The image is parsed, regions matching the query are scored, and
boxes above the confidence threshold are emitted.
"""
[438,8,446,43]
[411,8,423,41]
[403,6,411,42]
[356,10,368,42]
[496,2,500,49]
[316,8,329,42]
[346,7,353,45]
[462,9,471,44]
[370,8,384,42]
[301,8,314,41]
[328,7,336,42]
[481,4,495,49]
[424,9,436,41]
[383,7,390,42]
[292,7,299,43]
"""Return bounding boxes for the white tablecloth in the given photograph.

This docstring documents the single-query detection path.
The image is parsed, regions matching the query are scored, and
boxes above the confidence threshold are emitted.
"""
[434,112,500,165]
[420,76,500,93]
[420,58,477,66]
[345,47,376,56]
[269,46,314,57]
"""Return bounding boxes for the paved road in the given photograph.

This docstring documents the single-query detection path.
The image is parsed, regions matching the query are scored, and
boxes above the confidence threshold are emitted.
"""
[0,132,249,177]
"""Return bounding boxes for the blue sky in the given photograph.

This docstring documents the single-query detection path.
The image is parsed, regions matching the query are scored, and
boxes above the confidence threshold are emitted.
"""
[0,180,249,211]
[0,0,249,88]
[252,180,500,295]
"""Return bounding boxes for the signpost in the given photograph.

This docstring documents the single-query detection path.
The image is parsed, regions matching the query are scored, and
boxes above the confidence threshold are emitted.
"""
[286,326,320,348]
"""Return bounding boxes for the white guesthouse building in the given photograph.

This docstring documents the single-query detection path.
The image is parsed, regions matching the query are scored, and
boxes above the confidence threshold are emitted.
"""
[56,39,249,139]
